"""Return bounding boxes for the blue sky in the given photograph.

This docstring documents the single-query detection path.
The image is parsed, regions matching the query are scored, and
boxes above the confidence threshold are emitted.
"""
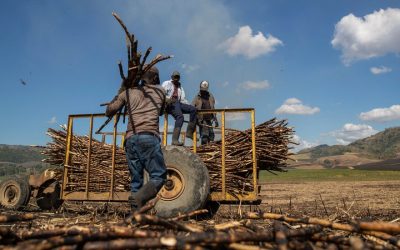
[1,0,399,150]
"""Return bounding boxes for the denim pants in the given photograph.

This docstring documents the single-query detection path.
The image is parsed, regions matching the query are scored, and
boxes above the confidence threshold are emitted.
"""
[124,134,167,192]
[166,101,197,128]
[200,119,215,145]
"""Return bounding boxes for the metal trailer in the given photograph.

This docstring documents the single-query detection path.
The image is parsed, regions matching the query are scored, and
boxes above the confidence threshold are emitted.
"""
[0,108,260,216]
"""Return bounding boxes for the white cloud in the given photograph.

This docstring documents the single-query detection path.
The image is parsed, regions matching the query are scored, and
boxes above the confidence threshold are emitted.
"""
[219,26,283,59]
[332,8,400,64]
[241,80,270,90]
[275,98,320,115]
[221,81,229,87]
[48,116,57,124]
[291,134,319,152]
[330,123,378,145]
[370,66,392,75]
[181,63,200,73]
[359,105,400,122]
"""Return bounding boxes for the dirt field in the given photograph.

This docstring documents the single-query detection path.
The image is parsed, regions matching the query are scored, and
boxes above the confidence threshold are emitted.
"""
[258,180,400,220]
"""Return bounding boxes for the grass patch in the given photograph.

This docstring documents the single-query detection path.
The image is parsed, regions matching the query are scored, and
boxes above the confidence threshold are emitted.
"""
[259,169,400,183]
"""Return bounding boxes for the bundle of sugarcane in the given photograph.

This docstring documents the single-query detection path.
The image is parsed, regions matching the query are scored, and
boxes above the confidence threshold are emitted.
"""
[43,117,294,195]
[195,118,295,194]
[43,127,130,193]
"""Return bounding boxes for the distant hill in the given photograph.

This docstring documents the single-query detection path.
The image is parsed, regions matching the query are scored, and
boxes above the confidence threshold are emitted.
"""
[298,127,400,160]
[0,144,49,177]
[348,127,400,159]
[293,127,400,169]
[0,144,44,163]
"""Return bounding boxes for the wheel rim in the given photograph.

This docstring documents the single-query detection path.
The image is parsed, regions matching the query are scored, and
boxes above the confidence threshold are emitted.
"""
[159,166,185,201]
[2,183,20,206]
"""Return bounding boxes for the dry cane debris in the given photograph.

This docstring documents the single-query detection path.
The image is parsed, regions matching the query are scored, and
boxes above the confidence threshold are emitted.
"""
[0,207,399,250]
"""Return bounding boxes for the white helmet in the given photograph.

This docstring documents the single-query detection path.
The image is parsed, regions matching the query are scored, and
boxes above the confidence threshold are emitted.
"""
[200,80,209,91]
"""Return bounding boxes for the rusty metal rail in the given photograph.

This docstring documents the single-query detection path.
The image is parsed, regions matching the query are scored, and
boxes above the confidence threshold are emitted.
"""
[61,108,259,202]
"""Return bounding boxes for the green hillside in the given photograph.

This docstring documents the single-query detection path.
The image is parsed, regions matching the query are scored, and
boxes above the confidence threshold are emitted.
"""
[298,127,400,160]
[0,144,44,163]
[0,144,48,177]
[348,127,400,159]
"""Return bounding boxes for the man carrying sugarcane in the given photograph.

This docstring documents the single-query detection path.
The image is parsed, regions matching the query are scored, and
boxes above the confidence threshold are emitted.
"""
[192,80,219,145]
[162,71,197,146]
[105,66,167,210]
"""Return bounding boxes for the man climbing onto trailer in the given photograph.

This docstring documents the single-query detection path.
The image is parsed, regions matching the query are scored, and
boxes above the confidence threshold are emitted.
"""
[105,66,167,210]
[162,71,197,146]
[192,80,219,145]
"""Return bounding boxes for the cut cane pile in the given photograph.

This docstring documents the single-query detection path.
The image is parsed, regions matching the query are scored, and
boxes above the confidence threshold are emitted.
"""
[42,118,295,195]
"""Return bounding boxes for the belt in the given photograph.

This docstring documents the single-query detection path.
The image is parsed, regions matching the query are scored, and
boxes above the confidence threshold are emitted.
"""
[136,132,158,137]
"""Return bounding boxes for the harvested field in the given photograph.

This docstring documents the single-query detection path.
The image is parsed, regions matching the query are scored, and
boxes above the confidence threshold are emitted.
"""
[258,180,400,220]
[1,177,400,249]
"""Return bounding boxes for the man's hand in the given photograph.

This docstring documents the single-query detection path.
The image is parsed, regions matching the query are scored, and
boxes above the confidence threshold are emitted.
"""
[214,119,219,128]
[165,98,176,105]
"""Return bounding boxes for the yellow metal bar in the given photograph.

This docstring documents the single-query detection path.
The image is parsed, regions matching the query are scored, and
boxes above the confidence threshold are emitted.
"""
[221,111,226,197]
[64,190,257,202]
[63,191,130,201]
[251,110,258,196]
[163,113,168,146]
[121,134,125,148]
[86,115,94,199]
[62,116,73,199]
[66,109,253,119]
[193,128,197,153]
[97,132,126,136]
[110,116,117,200]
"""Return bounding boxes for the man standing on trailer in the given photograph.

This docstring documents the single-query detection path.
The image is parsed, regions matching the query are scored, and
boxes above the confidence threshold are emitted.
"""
[162,71,197,146]
[105,66,167,210]
[192,80,219,145]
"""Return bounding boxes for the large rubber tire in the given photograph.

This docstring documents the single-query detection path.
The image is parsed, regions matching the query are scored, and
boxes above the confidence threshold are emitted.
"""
[36,180,63,210]
[0,177,31,210]
[155,146,210,217]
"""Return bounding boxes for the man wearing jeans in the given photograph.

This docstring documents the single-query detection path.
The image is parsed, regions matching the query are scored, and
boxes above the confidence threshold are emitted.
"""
[162,71,197,146]
[106,66,167,210]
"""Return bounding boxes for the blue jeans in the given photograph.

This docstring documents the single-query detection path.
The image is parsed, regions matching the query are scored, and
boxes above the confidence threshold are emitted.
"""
[124,134,167,192]
[200,119,215,145]
[166,101,197,128]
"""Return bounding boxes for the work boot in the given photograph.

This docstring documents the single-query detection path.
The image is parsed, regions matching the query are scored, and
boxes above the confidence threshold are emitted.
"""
[133,182,159,209]
[186,122,197,140]
[128,193,139,210]
[172,127,184,146]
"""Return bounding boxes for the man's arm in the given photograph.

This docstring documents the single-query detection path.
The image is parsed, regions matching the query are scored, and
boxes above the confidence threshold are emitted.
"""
[180,87,189,104]
[105,92,125,117]
[210,94,219,126]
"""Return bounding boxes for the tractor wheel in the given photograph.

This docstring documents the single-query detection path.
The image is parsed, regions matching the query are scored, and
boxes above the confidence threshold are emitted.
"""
[155,145,210,217]
[0,177,31,210]
[36,180,62,210]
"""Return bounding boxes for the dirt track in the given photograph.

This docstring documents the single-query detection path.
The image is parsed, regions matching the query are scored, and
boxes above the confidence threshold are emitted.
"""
[259,180,400,220]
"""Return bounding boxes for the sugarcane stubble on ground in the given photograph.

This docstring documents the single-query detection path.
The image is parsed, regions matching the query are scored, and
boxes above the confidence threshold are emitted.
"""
[1,203,400,250]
